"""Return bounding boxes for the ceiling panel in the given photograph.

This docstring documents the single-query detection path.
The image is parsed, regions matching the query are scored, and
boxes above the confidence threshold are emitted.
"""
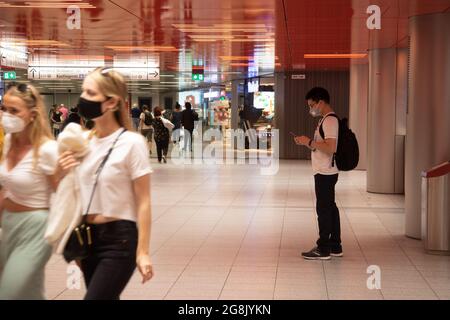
[0,0,449,92]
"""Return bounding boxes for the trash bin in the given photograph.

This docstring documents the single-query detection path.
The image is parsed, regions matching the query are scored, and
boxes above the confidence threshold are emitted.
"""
[421,161,450,255]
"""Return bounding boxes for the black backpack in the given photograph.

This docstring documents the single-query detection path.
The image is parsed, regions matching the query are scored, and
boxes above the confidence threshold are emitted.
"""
[319,114,359,171]
[144,111,153,126]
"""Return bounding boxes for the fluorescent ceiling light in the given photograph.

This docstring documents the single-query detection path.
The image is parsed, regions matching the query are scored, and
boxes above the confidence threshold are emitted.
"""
[0,2,94,8]
[304,54,367,59]
[106,46,178,52]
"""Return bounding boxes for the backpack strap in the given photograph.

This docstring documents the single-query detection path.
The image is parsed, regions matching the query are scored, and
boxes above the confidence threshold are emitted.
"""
[318,113,339,168]
[319,113,339,140]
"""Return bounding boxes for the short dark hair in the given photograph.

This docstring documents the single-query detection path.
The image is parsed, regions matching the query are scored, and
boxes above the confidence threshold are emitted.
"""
[185,102,192,110]
[153,106,163,117]
[142,105,149,111]
[305,87,330,104]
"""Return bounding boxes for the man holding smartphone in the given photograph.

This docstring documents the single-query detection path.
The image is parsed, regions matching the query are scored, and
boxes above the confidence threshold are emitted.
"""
[293,87,342,260]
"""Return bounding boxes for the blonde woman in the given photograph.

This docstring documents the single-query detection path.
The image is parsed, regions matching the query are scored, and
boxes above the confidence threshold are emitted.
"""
[0,83,58,299]
[55,68,154,300]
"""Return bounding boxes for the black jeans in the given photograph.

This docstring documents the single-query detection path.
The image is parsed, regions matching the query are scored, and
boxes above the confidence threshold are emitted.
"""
[80,220,137,300]
[314,174,341,253]
[155,139,169,162]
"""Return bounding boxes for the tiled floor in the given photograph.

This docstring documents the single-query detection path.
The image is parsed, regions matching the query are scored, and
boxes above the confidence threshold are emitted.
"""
[46,160,450,300]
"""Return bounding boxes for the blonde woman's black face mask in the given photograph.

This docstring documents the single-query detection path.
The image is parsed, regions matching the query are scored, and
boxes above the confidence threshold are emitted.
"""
[77,97,109,120]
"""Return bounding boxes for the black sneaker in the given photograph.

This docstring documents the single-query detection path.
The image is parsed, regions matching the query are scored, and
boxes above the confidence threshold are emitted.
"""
[301,247,331,260]
[331,247,344,257]
[162,156,167,163]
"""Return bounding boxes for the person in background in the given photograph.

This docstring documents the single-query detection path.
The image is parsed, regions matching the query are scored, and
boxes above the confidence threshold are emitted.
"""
[171,102,182,144]
[50,105,63,137]
[0,82,58,299]
[55,67,154,300]
[61,106,82,131]
[163,107,173,123]
[59,104,68,122]
[139,105,154,155]
[152,106,172,164]
[48,104,57,121]
[131,104,141,131]
[181,102,199,153]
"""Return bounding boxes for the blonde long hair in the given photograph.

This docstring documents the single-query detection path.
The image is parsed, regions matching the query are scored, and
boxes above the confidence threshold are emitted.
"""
[87,67,132,131]
[4,84,53,167]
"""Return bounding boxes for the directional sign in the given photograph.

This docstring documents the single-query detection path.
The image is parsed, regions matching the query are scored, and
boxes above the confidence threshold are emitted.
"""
[27,66,160,80]
[28,67,39,79]
[148,68,159,80]
[28,66,93,80]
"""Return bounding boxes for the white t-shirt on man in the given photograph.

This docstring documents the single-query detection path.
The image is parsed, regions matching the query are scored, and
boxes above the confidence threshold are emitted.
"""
[311,112,339,175]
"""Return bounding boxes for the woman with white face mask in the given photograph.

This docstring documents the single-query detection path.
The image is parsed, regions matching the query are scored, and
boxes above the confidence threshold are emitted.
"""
[0,83,58,299]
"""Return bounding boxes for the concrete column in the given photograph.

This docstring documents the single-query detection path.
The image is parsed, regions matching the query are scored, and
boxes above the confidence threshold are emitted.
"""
[405,12,450,239]
[367,48,407,194]
[349,63,368,170]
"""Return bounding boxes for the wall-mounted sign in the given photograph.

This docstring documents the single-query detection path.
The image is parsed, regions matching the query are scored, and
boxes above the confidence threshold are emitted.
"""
[291,74,306,80]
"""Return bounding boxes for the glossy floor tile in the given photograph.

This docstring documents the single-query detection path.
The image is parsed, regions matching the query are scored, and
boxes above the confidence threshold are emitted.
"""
[42,160,449,300]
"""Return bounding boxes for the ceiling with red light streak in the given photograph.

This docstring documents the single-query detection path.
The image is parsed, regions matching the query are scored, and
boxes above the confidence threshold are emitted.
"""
[0,0,449,90]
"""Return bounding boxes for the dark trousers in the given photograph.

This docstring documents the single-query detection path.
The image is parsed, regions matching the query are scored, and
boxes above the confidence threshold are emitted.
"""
[314,174,341,253]
[155,139,169,162]
[80,220,137,300]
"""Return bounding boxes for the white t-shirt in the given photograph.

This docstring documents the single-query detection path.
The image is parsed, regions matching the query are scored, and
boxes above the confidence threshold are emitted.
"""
[311,113,339,175]
[139,112,153,130]
[77,128,152,222]
[0,135,58,208]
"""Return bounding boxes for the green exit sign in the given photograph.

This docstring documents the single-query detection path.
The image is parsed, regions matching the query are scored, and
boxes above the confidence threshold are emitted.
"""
[3,71,16,80]
[192,74,204,81]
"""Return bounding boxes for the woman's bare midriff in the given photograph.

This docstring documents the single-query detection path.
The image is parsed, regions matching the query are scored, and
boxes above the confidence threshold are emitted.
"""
[86,214,121,224]
[3,198,47,212]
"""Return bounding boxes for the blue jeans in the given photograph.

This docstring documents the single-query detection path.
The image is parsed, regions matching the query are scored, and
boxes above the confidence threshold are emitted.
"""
[132,118,140,131]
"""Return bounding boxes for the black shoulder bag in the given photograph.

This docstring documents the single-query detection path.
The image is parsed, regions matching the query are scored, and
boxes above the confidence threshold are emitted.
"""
[63,129,127,263]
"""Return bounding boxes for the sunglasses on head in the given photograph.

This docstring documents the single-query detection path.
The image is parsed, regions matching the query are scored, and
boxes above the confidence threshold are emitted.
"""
[6,82,28,92]
[6,82,37,101]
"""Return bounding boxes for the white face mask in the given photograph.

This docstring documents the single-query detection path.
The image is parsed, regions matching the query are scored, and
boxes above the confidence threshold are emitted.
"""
[1,112,26,134]
[309,106,321,118]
